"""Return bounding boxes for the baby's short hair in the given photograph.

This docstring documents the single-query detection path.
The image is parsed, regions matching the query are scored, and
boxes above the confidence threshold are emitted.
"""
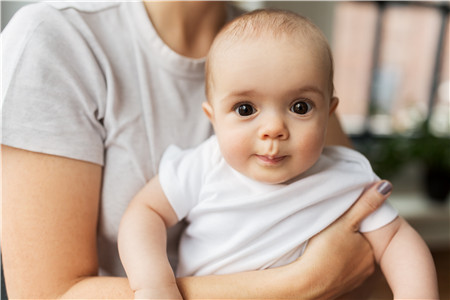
[205,8,335,99]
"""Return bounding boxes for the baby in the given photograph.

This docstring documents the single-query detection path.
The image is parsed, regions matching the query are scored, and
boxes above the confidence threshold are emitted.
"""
[119,9,438,299]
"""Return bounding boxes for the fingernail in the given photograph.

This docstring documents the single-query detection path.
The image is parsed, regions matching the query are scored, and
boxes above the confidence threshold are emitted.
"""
[377,181,392,195]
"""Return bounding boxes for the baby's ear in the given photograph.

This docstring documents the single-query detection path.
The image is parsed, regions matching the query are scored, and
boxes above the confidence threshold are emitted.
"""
[202,101,215,123]
[329,97,339,116]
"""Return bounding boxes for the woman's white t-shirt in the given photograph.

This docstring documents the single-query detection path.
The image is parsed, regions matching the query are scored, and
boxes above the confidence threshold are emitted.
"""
[1,1,239,276]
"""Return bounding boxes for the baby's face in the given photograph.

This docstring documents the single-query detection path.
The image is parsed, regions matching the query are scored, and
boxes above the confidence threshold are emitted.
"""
[203,36,337,184]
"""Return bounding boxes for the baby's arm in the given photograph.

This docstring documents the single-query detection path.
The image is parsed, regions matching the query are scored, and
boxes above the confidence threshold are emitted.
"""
[363,217,439,299]
[118,175,182,299]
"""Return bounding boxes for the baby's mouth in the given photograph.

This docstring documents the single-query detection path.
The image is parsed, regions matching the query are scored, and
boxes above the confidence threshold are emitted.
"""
[255,154,287,165]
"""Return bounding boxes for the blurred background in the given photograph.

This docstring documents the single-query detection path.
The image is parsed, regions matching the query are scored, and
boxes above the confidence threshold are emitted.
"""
[2,1,449,299]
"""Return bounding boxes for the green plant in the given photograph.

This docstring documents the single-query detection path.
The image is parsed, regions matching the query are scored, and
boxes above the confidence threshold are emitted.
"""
[354,121,450,201]
[354,135,412,179]
[409,123,450,171]
[353,123,450,179]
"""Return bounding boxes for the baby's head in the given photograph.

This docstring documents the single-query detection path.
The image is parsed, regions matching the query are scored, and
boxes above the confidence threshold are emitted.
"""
[206,8,335,100]
[203,9,339,184]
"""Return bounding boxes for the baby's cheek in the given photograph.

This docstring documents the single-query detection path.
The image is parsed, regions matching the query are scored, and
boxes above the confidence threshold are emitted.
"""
[296,132,325,164]
[220,134,250,168]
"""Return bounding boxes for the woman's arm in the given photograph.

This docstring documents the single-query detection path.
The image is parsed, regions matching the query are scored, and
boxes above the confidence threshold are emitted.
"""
[2,145,388,299]
[2,145,103,299]
[325,112,353,148]
[364,217,439,299]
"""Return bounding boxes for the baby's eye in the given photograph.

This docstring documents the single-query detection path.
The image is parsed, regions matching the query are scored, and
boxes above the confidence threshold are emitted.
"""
[235,104,256,116]
[290,101,312,115]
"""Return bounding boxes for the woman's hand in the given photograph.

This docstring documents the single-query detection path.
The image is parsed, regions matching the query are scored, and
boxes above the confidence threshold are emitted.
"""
[290,180,393,300]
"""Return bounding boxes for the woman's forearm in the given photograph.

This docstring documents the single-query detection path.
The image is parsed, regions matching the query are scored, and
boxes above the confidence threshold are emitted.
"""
[60,276,134,299]
[57,266,304,300]
[59,269,300,300]
[178,266,299,299]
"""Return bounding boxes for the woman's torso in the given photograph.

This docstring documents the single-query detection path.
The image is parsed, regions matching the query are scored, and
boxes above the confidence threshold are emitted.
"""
[1,1,233,276]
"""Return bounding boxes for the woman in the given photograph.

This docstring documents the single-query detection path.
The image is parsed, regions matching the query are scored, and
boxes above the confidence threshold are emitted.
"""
[1,2,391,298]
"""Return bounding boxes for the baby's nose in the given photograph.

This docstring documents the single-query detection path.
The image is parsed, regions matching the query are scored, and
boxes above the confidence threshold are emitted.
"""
[258,116,289,140]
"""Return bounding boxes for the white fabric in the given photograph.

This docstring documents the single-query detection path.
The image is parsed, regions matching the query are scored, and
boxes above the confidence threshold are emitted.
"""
[159,136,398,276]
[1,1,240,276]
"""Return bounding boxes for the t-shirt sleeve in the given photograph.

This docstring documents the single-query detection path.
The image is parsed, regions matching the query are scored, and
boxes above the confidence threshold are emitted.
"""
[359,202,398,232]
[346,149,398,232]
[158,138,215,221]
[325,147,398,233]
[1,4,106,165]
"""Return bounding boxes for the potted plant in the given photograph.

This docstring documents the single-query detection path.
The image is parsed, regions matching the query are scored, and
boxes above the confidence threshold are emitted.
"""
[410,123,450,202]
[354,122,450,202]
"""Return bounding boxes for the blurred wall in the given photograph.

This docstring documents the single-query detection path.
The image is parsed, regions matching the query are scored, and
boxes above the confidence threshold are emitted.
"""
[263,1,337,46]
[236,1,337,46]
[1,1,32,31]
[2,1,337,45]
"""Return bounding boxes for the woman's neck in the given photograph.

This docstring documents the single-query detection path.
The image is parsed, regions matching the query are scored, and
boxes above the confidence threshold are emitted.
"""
[144,1,227,58]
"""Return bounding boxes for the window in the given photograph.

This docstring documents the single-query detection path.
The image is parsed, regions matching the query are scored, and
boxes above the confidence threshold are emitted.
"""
[333,1,449,137]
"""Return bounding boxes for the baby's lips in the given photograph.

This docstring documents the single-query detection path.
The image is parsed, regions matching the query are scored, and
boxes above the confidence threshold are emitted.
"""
[255,154,286,165]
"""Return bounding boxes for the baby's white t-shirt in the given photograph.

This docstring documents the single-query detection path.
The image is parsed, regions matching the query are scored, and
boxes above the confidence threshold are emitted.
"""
[159,136,398,276]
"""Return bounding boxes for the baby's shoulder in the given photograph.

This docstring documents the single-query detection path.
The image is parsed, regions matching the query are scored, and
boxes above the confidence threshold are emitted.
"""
[321,146,374,175]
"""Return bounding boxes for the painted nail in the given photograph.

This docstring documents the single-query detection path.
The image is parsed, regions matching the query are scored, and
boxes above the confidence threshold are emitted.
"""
[377,181,392,195]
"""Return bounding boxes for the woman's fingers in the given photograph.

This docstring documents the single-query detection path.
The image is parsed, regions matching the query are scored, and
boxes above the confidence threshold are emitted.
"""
[293,180,392,299]
[299,211,376,299]
[341,180,392,232]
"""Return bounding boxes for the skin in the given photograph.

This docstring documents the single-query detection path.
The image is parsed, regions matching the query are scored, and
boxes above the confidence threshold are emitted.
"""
[364,219,439,299]
[2,2,391,299]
